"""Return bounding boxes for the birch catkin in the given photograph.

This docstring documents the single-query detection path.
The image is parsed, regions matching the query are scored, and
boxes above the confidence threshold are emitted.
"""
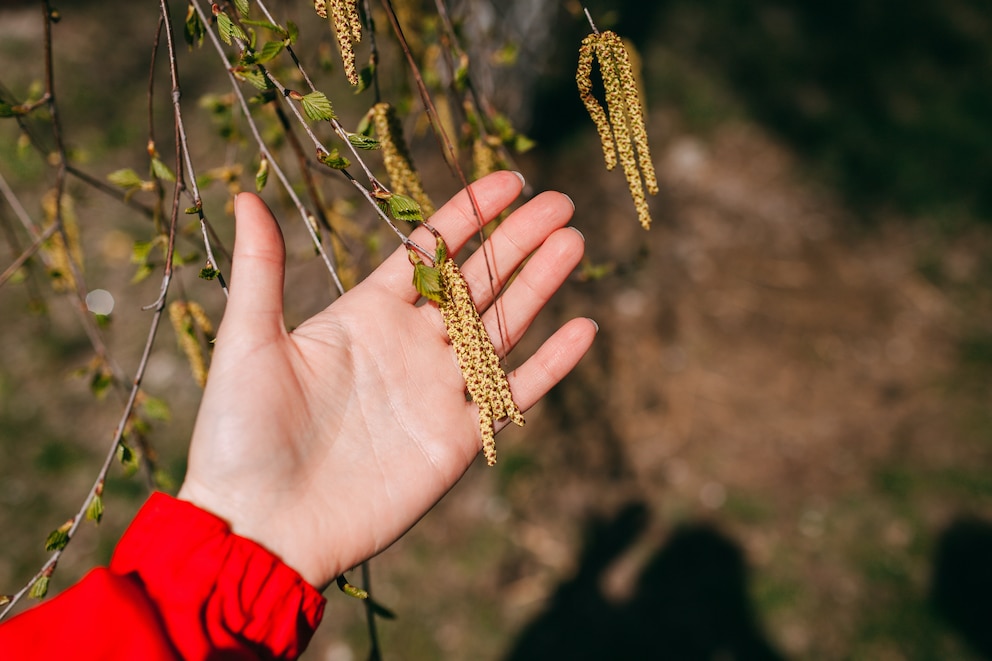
[437,256,524,466]
[168,301,214,388]
[372,102,436,217]
[326,0,362,86]
[576,30,657,229]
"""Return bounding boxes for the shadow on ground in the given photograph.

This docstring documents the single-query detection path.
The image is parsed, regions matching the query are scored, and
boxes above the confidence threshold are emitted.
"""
[504,503,785,661]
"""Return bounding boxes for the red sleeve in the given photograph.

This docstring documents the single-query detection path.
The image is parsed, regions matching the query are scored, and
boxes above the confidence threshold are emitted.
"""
[0,492,326,660]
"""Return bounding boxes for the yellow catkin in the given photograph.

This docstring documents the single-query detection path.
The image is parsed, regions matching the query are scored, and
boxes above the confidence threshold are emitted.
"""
[39,190,82,292]
[168,301,213,388]
[314,0,327,19]
[329,0,361,85]
[471,137,499,182]
[372,102,436,218]
[437,257,524,466]
[576,36,616,171]
[603,32,658,196]
[577,31,658,230]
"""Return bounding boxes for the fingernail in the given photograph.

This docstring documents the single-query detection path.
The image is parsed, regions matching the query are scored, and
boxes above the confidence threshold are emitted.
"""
[562,193,575,210]
[568,226,585,242]
[511,170,526,187]
[588,318,600,333]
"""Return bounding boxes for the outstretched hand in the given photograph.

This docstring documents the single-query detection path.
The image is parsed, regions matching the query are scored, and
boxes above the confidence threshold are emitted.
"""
[176,171,596,589]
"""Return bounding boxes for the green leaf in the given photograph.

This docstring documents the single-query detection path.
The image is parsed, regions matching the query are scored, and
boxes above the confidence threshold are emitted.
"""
[388,193,424,223]
[131,264,155,284]
[231,67,270,90]
[29,575,49,600]
[216,11,247,45]
[514,133,537,154]
[347,133,380,150]
[233,0,250,18]
[0,102,16,118]
[317,148,350,169]
[242,18,287,38]
[107,168,145,189]
[85,494,104,523]
[141,396,171,422]
[184,4,206,48]
[286,21,299,44]
[434,236,448,264]
[44,521,72,552]
[90,368,113,400]
[299,91,335,121]
[354,63,375,94]
[154,469,176,491]
[412,262,443,302]
[150,157,176,182]
[117,442,134,466]
[199,265,220,280]
[254,40,284,64]
[255,156,269,191]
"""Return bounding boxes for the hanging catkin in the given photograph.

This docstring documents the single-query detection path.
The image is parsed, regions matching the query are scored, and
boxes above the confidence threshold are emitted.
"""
[577,30,658,229]
[321,0,362,86]
[436,256,524,466]
[372,102,436,218]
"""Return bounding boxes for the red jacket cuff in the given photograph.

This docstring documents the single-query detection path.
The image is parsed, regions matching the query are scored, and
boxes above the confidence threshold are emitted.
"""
[109,492,326,660]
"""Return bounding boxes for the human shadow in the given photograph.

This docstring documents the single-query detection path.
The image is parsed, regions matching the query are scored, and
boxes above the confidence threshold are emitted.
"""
[930,516,992,659]
[504,503,785,661]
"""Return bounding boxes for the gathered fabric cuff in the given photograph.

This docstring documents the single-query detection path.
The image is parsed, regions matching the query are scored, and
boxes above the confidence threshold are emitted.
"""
[109,492,326,661]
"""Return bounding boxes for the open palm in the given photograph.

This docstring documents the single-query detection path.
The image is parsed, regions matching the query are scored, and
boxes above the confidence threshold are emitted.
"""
[177,171,596,589]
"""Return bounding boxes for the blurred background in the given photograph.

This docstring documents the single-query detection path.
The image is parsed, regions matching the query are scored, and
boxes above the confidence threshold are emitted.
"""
[2,0,992,659]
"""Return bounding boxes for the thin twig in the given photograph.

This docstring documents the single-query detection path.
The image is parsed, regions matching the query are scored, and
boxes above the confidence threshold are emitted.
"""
[380,0,509,349]
[0,222,57,288]
[191,0,347,295]
[583,6,600,34]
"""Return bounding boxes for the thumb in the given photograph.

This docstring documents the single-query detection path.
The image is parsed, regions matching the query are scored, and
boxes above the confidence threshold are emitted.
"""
[218,193,287,341]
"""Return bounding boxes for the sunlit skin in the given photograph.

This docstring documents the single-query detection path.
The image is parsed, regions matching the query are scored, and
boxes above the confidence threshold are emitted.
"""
[177,171,597,589]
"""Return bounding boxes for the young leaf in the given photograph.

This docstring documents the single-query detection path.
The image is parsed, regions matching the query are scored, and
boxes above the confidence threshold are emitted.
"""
[150,157,176,182]
[199,264,220,280]
[347,133,380,150]
[412,261,443,303]
[388,193,424,223]
[0,102,17,118]
[85,494,104,523]
[233,0,250,18]
[141,395,171,422]
[231,67,270,90]
[107,168,145,189]
[254,40,284,64]
[242,19,288,38]
[355,64,375,94]
[29,575,49,600]
[90,367,113,400]
[299,91,335,121]
[215,11,247,45]
[44,520,73,552]
[434,236,448,264]
[184,4,206,48]
[317,148,350,169]
[154,469,176,491]
[117,442,134,466]
[255,156,269,191]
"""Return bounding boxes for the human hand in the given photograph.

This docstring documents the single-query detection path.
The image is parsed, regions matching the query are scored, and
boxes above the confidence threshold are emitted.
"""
[176,171,596,589]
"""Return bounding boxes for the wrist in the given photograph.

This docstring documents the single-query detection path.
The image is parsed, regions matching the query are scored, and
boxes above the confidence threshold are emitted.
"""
[176,481,336,590]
